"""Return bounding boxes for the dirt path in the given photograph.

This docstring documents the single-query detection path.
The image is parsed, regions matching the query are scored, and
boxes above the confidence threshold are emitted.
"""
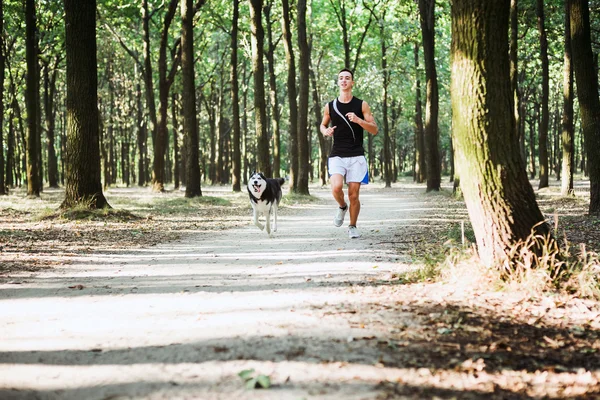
[0,185,424,400]
[1,184,599,400]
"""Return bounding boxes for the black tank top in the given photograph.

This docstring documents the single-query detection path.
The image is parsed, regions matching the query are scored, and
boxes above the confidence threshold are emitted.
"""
[328,96,364,157]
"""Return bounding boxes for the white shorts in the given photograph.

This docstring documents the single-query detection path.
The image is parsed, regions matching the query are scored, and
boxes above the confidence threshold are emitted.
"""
[328,155,369,184]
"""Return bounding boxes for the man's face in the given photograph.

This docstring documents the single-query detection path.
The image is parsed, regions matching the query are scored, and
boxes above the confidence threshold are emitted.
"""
[338,71,353,89]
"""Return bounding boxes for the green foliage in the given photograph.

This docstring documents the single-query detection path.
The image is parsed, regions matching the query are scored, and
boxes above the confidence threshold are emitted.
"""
[238,369,272,389]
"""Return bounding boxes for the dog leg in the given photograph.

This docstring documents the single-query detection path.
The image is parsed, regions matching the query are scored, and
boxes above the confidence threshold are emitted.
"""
[272,202,278,232]
[265,210,271,236]
[253,209,264,230]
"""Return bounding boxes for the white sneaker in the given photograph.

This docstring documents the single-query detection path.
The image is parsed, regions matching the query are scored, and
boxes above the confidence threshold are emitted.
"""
[348,225,361,239]
[334,205,348,227]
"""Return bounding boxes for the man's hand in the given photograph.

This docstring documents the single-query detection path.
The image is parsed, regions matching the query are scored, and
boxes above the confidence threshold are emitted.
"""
[345,112,360,123]
[324,126,336,137]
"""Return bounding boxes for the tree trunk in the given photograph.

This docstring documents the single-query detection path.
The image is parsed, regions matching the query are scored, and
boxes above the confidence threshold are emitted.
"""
[152,0,179,192]
[451,0,551,267]
[380,10,391,188]
[561,1,575,196]
[419,0,441,192]
[230,0,242,191]
[529,104,538,179]
[25,0,39,197]
[510,0,522,155]
[570,0,600,214]
[249,0,271,177]
[141,0,158,147]
[172,92,180,189]
[62,0,108,209]
[0,0,5,194]
[44,65,59,188]
[296,0,310,194]
[537,0,549,189]
[310,59,329,186]
[182,0,201,197]
[136,78,147,187]
[414,42,426,184]
[264,1,281,179]
[281,0,297,189]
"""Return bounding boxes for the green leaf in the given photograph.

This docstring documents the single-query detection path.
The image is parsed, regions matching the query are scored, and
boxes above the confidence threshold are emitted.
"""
[256,375,271,389]
[238,368,255,380]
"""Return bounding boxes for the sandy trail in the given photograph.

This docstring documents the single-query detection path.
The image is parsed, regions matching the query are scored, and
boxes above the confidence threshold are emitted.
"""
[0,184,433,400]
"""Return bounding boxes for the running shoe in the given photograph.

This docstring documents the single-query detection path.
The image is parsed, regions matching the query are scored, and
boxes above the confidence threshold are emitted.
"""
[348,225,361,239]
[334,205,348,227]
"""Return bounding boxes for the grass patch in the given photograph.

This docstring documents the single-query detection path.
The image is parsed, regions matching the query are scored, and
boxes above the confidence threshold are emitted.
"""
[38,205,140,222]
[281,192,323,205]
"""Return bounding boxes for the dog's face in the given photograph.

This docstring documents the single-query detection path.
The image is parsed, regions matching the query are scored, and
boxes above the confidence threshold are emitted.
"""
[248,172,267,197]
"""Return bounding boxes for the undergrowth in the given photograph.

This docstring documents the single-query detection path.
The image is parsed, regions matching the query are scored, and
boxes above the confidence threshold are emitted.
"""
[404,221,600,301]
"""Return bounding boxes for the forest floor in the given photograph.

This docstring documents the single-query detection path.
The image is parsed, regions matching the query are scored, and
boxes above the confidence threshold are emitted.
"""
[0,177,599,400]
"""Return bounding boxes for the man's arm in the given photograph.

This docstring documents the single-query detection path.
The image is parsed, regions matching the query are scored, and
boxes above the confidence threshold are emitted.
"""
[359,101,378,135]
[344,101,378,135]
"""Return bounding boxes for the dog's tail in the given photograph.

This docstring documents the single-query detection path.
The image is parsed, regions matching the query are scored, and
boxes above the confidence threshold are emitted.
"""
[276,178,285,185]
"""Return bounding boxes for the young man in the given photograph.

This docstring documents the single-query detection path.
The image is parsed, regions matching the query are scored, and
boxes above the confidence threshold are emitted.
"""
[319,68,378,238]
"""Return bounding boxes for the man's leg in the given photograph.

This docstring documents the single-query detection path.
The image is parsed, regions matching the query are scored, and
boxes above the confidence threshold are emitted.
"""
[330,174,347,208]
[347,182,361,226]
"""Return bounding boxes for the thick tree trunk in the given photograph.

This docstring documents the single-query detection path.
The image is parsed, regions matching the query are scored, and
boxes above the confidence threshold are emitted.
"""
[451,0,551,267]
[561,0,575,196]
[537,0,550,189]
[264,1,281,180]
[281,0,297,189]
[231,0,242,191]
[25,0,39,197]
[182,0,201,197]
[570,0,600,214]
[0,0,5,194]
[62,0,108,209]
[419,0,441,192]
[296,0,310,194]
[249,0,271,177]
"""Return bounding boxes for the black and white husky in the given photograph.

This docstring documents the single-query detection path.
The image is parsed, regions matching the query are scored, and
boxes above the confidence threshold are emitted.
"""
[247,171,285,236]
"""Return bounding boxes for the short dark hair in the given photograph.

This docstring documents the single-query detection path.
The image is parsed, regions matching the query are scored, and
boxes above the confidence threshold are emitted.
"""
[338,68,354,79]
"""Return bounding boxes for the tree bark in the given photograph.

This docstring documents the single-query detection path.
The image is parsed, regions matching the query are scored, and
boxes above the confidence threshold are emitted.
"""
[44,64,59,188]
[281,0,297,189]
[249,0,271,177]
[310,58,329,186]
[0,0,5,194]
[414,42,426,184]
[231,0,242,191]
[62,0,108,209]
[418,0,440,192]
[297,0,310,194]
[451,0,551,267]
[152,0,179,192]
[561,0,574,196]
[182,0,201,197]
[142,0,158,171]
[510,0,522,155]
[264,1,281,180]
[537,0,549,189]
[25,0,39,197]
[570,0,600,214]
